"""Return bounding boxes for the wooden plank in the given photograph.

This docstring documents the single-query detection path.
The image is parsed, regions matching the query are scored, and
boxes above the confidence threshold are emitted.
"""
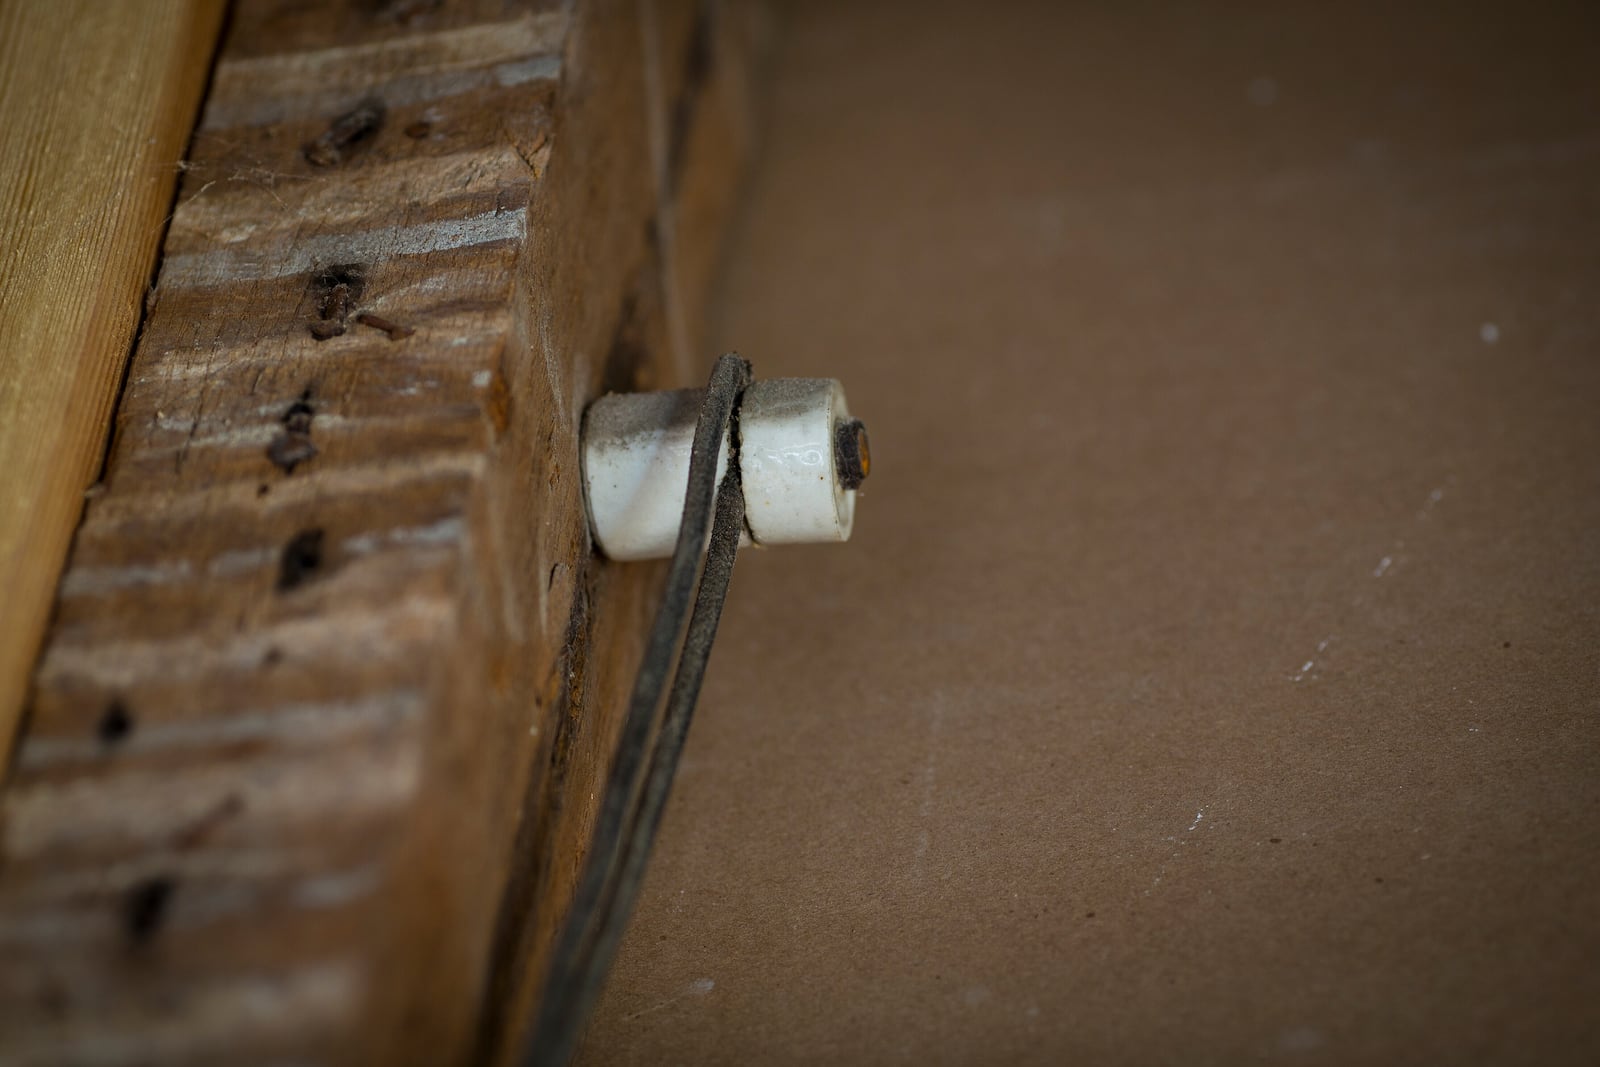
[0,0,226,773]
[0,1,760,1063]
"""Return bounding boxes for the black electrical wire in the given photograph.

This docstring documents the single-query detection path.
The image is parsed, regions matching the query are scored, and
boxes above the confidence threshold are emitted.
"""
[522,353,753,1067]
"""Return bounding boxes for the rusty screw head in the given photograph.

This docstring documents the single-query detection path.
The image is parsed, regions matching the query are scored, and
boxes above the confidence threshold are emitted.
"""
[835,418,871,490]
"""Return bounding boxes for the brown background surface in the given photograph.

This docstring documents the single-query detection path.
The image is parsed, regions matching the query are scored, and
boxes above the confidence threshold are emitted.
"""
[583,1,1600,1062]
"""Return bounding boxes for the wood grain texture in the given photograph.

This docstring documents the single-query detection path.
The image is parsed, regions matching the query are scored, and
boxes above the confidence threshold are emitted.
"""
[0,1,760,1063]
[0,0,226,775]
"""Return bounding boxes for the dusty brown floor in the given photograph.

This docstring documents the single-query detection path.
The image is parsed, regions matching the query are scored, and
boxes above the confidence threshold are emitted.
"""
[582,2,1600,1062]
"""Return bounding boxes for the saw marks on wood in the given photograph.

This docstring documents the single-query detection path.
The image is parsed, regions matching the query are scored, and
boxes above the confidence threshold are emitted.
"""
[0,1,761,1063]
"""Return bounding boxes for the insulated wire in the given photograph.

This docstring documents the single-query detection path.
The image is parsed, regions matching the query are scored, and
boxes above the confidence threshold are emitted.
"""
[523,353,753,1067]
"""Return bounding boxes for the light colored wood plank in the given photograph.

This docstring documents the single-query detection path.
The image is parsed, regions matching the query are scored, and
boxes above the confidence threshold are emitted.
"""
[0,0,227,769]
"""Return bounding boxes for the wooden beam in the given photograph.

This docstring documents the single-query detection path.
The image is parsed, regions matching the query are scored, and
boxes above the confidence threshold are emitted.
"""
[0,1,760,1063]
[0,0,226,772]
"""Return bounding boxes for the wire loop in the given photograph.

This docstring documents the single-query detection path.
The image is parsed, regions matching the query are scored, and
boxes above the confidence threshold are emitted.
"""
[524,353,753,1067]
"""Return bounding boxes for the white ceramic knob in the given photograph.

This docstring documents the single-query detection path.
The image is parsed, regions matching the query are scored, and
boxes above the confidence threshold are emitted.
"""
[582,377,868,561]
[737,378,856,546]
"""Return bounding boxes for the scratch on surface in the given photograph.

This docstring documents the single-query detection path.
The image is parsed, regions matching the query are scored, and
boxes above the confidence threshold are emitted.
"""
[1292,637,1331,683]
[623,978,714,1022]
[1288,483,1450,682]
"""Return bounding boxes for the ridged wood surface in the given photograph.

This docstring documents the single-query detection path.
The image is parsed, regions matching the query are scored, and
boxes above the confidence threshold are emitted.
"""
[0,1,760,1063]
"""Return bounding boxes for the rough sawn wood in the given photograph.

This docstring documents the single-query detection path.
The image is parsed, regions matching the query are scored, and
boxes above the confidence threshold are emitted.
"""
[0,1,761,1063]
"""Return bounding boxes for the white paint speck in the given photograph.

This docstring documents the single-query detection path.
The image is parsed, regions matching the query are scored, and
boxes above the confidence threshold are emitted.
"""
[471,369,493,388]
[1373,556,1393,578]
[1480,322,1500,344]
[1188,808,1206,832]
